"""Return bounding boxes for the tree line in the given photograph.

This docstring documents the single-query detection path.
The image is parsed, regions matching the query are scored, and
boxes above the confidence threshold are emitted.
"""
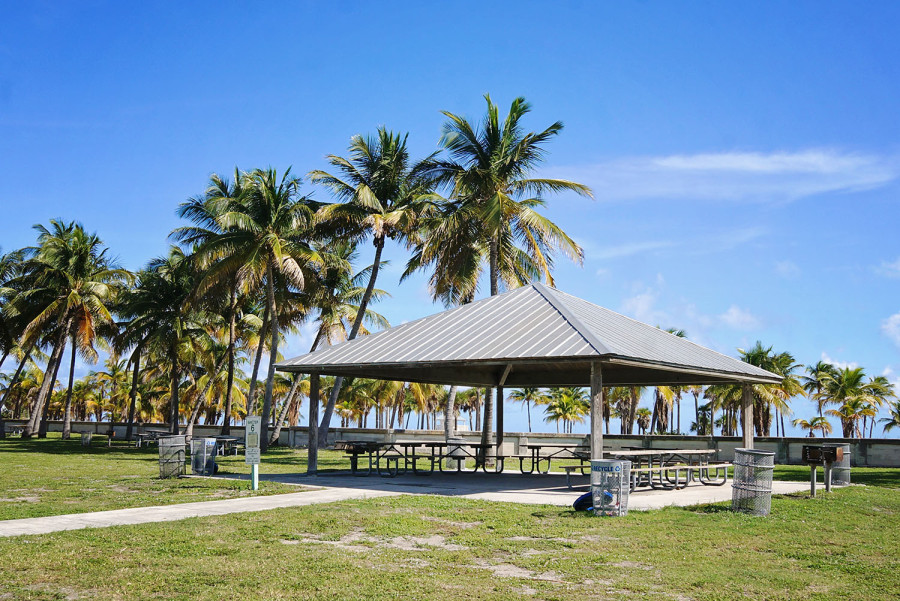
[0,95,592,451]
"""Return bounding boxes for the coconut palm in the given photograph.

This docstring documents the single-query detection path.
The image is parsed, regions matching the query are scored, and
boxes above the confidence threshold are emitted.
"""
[879,400,900,434]
[430,95,592,453]
[802,361,837,417]
[5,221,130,438]
[508,387,549,433]
[818,367,880,438]
[635,408,652,435]
[792,416,833,437]
[544,387,589,433]
[310,128,436,444]
[174,167,318,450]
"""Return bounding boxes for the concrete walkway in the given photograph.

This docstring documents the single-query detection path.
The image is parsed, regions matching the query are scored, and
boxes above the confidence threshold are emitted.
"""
[0,471,818,538]
[0,486,399,538]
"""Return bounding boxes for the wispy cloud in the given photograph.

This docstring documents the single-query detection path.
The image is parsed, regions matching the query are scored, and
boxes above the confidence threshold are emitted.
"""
[718,305,762,330]
[876,257,900,279]
[882,312,900,348]
[821,352,859,371]
[592,240,675,260]
[775,260,801,279]
[549,149,900,203]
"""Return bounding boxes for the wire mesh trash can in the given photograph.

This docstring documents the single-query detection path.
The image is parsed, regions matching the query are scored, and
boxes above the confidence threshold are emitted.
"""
[731,448,775,516]
[80,432,92,446]
[823,443,851,486]
[158,435,186,479]
[191,437,218,476]
[590,459,631,517]
[445,437,466,470]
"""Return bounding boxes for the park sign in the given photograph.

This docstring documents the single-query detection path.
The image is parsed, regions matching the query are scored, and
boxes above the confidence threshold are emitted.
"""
[245,415,261,465]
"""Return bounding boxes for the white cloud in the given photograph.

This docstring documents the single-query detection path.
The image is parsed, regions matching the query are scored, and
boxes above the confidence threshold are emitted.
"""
[821,352,859,371]
[549,149,900,203]
[882,312,900,348]
[592,240,675,260]
[718,305,762,330]
[876,257,900,278]
[775,260,801,278]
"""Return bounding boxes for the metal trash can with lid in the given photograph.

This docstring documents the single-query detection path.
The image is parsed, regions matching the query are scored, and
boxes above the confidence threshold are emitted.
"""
[731,448,775,516]
[590,459,631,517]
[823,443,851,486]
[191,437,218,476]
[158,435,186,479]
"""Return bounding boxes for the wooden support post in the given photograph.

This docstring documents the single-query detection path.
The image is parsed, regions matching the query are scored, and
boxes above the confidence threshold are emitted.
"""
[497,386,504,453]
[741,383,754,450]
[591,362,603,460]
[307,373,319,475]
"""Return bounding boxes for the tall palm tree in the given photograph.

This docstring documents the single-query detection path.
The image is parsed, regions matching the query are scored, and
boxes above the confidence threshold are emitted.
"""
[508,387,549,433]
[310,128,435,444]
[802,361,837,417]
[431,95,592,455]
[174,168,318,450]
[6,221,129,438]
[879,400,900,434]
[635,408,652,435]
[818,367,879,438]
[543,387,589,433]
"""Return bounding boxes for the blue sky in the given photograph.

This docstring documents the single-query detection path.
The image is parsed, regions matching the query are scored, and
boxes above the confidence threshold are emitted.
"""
[2,2,899,436]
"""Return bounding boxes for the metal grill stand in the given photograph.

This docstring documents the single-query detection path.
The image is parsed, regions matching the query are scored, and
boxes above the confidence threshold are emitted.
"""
[590,459,631,517]
[731,448,775,516]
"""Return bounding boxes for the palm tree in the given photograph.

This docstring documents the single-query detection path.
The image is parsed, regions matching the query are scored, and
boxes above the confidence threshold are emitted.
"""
[635,408,652,435]
[5,221,129,438]
[118,248,205,434]
[431,95,592,455]
[818,367,879,438]
[792,416,833,437]
[544,387,589,433]
[879,400,900,434]
[865,375,895,437]
[802,361,837,417]
[310,128,435,444]
[508,387,549,433]
[174,168,318,450]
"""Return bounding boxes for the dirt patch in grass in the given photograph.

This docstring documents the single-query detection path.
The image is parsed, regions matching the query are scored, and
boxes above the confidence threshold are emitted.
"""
[0,496,40,503]
[473,559,564,583]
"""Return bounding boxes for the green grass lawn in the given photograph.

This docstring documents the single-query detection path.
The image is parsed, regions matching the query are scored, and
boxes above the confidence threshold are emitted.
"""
[0,435,320,520]
[1,438,899,599]
[0,485,898,600]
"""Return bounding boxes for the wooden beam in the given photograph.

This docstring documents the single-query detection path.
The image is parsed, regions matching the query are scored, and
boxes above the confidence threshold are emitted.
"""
[497,385,504,451]
[742,383,754,450]
[591,362,603,459]
[307,373,319,475]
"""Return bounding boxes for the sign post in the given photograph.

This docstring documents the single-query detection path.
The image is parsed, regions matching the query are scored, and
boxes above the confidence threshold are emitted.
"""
[245,415,262,490]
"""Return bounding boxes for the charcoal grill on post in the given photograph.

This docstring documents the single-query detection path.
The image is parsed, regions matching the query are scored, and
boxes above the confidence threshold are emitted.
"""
[801,445,843,497]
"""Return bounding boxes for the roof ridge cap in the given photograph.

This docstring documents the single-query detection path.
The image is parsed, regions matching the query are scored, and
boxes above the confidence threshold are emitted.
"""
[531,283,611,356]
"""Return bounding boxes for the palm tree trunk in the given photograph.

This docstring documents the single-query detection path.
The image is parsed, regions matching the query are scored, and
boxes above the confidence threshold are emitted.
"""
[0,346,33,439]
[246,300,270,417]
[261,260,279,452]
[24,320,70,438]
[125,345,141,440]
[169,340,180,435]
[444,385,458,441]
[527,400,532,433]
[0,348,8,371]
[62,336,77,440]
[270,374,302,445]
[38,346,66,438]
[185,349,231,439]
[480,387,494,464]
[221,284,237,435]
[318,236,386,446]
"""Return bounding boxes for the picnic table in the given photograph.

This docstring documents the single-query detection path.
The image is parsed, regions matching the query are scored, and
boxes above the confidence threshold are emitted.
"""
[564,448,728,490]
[133,429,169,448]
[520,443,588,474]
[214,436,244,456]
